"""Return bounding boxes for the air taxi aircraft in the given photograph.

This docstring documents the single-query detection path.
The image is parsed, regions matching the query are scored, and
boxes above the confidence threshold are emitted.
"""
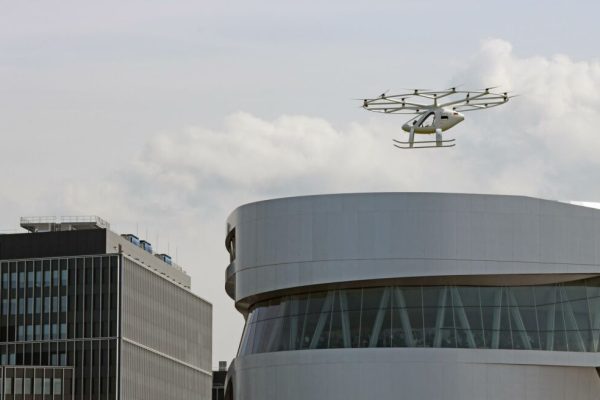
[362,87,512,149]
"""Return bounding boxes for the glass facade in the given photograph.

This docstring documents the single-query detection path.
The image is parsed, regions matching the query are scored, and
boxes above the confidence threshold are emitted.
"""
[0,366,73,399]
[0,256,119,400]
[239,278,600,355]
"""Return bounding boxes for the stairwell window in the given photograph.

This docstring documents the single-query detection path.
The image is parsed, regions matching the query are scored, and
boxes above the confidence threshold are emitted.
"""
[226,228,236,263]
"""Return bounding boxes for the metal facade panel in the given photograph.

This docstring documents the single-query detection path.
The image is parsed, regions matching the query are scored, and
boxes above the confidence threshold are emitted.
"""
[229,349,600,400]
[120,257,212,372]
[226,193,600,303]
[120,341,210,400]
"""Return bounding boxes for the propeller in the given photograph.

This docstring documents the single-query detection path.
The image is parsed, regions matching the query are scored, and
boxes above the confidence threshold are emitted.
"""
[446,84,464,92]
[482,86,499,93]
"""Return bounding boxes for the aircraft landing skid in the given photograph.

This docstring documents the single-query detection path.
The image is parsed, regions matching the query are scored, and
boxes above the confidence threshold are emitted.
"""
[392,138,456,149]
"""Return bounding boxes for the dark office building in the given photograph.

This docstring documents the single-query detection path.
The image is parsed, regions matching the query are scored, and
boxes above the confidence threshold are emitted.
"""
[0,217,212,400]
[211,362,227,400]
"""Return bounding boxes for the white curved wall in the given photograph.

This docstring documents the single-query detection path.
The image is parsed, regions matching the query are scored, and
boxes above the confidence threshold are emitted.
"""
[226,193,600,305]
[229,349,600,400]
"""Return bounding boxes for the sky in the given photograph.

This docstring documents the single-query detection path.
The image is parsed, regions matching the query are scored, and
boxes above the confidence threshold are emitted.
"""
[1,0,600,367]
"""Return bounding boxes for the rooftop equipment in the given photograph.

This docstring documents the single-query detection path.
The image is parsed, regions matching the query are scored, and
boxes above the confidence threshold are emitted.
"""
[139,240,153,254]
[155,254,173,265]
[121,234,140,246]
[218,361,227,372]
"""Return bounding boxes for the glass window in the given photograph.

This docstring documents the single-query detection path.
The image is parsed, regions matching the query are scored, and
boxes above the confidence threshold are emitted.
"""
[4,377,12,394]
[11,272,18,287]
[237,278,600,355]
[23,378,32,395]
[17,325,25,340]
[60,323,67,339]
[52,296,59,312]
[27,298,34,313]
[34,378,42,395]
[26,325,34,341]
[44,270,51,287]
[61,295,68,312]
[9,353,15,365]
[14,377,23,394]
[35,298,42,313]
[2,299,8,315]
[36,271,43,287]
[18,298,25,314]
[2,272,8,288]
[43,378,52,395]
[43,324,51,340]
[61,269,68,286]
[27,271,35,287]
[10,299,17,315]
[44,296,51,312]
[19,271,26,288]
[53,378,62,395]
[52,324,59,339]
[53,270,59,286]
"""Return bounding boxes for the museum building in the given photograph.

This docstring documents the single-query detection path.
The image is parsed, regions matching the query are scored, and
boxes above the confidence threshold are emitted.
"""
[224,193,600,400]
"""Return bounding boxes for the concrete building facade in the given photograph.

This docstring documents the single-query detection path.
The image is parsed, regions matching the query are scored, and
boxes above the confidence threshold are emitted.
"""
[225,193,600,400]
[0,216,212,400]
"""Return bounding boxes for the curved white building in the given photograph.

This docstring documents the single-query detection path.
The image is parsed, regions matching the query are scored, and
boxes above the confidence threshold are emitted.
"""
[224,193,600,400]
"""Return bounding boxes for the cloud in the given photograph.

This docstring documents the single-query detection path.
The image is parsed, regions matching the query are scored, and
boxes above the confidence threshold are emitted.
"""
[59,38,600,365]
[457,38,600,164]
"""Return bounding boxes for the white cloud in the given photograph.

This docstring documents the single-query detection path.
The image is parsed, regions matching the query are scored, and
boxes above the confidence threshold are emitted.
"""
[457,39,600,165]
[39,38,600,365]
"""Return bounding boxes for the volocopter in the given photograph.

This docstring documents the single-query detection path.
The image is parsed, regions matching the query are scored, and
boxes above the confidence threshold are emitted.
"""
[362,87,513,149]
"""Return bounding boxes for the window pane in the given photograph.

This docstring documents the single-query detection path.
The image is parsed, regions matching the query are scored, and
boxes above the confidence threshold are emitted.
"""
[235,279,600,354]
[23,378,32,395]
[54,378,62,395]
[14,378,22,394]
[28,271,35,287]
[44,378,52,395]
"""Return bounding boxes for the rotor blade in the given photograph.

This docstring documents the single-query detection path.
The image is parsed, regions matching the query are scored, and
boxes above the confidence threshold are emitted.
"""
[366,99,431,109]
[438,91,509,108]
[366,109,424,115]
[452,101,509,112]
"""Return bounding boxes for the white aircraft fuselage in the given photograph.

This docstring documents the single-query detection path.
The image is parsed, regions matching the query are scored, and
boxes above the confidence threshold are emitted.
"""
[402,107,465,134]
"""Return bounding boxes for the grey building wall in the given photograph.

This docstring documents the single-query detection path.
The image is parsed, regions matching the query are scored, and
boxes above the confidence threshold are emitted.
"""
[228,349,600,400]
[226,193,600,306]
[121,257,212,400]
[120,341,206,400]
